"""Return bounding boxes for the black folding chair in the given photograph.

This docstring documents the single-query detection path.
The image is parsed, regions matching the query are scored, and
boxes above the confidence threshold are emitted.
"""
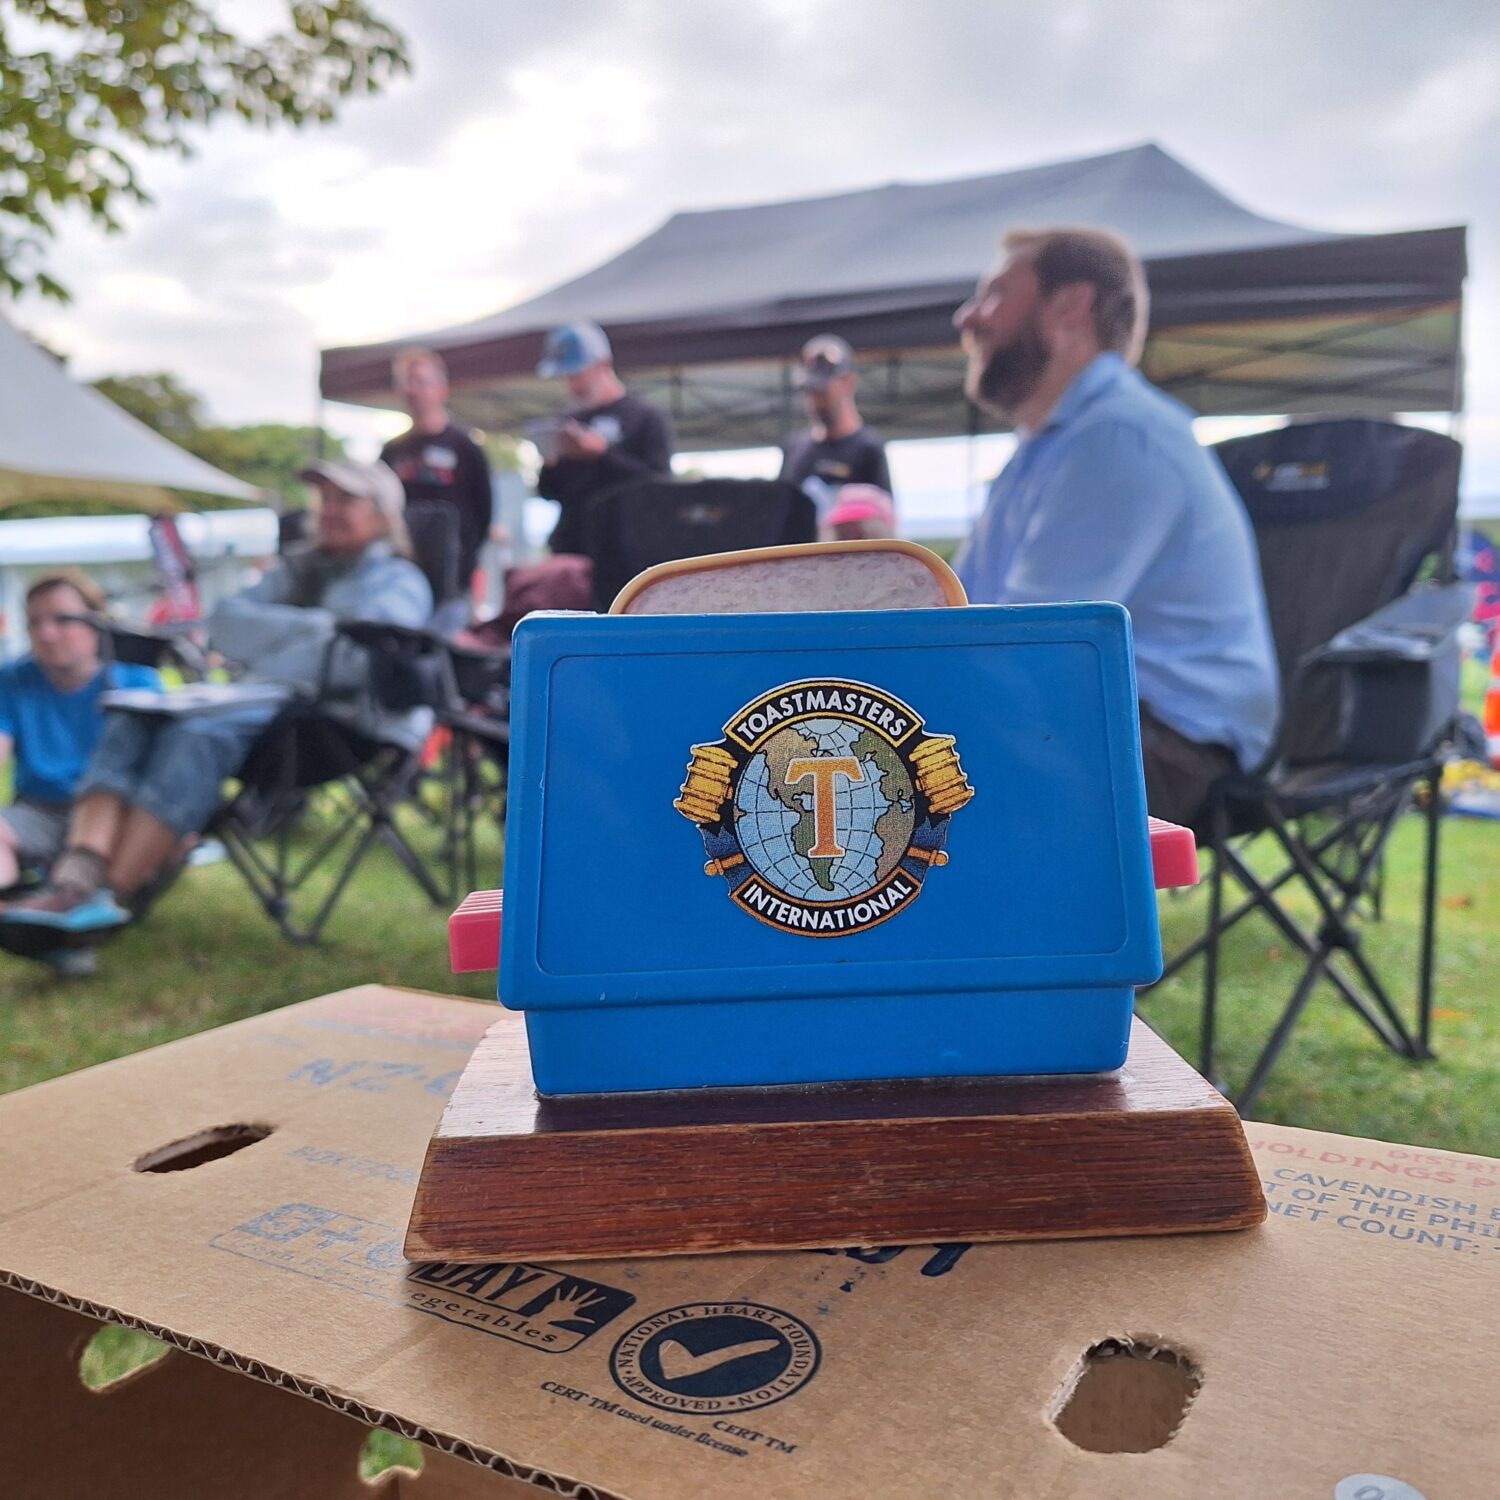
[209,515,472,944]
[435,643,510,896]
[1149,418,1469,1113]
[211,621,459,944]
[583,477,816,610]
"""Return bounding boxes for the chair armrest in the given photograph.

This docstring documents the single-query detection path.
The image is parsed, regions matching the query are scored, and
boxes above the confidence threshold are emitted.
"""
[100,682,291,717]
[327,619,456,713]
[1302,581,1475,668]
[1279,580,1471,767]
[448,642,509,704]
[334,618,443,653]
[58,612,205,676]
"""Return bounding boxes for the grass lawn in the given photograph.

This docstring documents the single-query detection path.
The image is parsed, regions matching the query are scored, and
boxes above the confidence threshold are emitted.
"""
[2,803,1496,1153]
[0,816,500,1095]
[1149,812,1500,1154]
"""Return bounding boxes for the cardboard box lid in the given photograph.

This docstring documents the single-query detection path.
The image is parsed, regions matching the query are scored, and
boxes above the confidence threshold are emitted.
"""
[0,984,1495,1500]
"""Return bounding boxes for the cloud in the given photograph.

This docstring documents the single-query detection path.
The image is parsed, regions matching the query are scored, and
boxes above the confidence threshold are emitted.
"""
[9,0,1497,494]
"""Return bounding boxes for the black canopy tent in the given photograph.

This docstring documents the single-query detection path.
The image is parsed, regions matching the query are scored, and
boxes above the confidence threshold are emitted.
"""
[320,144,1466,450]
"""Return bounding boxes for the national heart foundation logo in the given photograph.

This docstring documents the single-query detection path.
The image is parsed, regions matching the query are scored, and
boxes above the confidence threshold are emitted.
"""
[609,1302,821,1413]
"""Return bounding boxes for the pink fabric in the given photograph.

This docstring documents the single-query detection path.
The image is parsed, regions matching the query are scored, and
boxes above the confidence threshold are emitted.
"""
[827,484,896,528]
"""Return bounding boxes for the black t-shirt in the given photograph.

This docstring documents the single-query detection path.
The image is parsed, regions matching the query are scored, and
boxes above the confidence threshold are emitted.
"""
[779,425,891,496]
[380,423,493,583]
[536,392,675,555]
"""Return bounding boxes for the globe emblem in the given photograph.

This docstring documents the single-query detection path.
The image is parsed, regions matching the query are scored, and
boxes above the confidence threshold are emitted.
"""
[674,678,974,938]
[734,717,916,903]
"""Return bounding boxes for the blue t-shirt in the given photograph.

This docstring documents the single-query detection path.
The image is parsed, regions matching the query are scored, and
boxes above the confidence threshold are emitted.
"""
[0,657,161,804]
[953,354,1280,770]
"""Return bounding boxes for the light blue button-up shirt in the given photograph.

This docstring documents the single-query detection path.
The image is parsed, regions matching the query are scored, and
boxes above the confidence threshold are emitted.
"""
[953,354,1279,770]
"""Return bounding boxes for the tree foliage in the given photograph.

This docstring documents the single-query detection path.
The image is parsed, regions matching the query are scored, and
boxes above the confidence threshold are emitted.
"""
[92,369,204,442]
[0,0,409,298]
[93,369,346,508]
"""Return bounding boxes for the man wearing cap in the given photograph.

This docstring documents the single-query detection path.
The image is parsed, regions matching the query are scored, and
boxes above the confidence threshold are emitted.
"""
[951,226,1278,827]
[533,321,674,557]
[780,335,892,516]
[1,461,432,935]
[380,347,493,613]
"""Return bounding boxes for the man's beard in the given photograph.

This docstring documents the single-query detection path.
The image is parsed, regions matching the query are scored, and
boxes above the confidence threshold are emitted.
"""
[968,320,1050,418]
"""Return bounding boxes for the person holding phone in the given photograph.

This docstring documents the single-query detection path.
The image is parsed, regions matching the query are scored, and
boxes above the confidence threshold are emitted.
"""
[533,321,674,556]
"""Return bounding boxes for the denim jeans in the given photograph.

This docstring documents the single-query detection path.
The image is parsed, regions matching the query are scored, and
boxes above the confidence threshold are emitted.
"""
[78,703,282,837]
[0,798,70,866]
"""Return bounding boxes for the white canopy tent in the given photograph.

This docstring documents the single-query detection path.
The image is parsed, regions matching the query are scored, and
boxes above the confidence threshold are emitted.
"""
[0,311,260,512]
[0,508,279,656]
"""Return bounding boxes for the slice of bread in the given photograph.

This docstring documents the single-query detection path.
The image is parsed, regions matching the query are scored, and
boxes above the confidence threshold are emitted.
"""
[611,540,966,616]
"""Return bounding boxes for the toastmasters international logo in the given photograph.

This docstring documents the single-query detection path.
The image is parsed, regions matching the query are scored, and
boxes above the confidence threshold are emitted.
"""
[674,678,974,936]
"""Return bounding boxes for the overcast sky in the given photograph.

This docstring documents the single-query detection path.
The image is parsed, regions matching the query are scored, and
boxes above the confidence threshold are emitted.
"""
[15,0,1500,495]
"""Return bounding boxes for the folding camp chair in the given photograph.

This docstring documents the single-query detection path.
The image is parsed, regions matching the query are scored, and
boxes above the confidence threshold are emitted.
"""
[210,621,458,944]
[210,515,471,944]
[1149,418,1469,1113]
[583,477,816,609]
[434,642,510,896]
[100,619,208,680]
[431,556,599,893]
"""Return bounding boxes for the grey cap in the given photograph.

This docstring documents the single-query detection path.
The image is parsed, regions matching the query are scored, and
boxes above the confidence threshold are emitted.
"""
[298,459,406,519]
[796,333,857,390]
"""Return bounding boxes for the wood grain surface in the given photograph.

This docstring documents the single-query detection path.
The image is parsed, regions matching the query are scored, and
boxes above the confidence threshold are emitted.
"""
[404,1015,1266,1262]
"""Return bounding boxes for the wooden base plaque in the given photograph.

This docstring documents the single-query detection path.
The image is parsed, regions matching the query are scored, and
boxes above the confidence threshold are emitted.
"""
[404,1013,1265,1262]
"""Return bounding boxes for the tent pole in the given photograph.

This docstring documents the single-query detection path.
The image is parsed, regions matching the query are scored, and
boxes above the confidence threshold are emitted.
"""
[1449,319,1466,440]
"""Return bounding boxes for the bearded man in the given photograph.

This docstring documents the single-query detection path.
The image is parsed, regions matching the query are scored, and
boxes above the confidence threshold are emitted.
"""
[951,227,1278,827]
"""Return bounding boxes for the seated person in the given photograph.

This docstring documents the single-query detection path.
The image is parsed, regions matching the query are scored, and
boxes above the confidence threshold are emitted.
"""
[951,226,1278,827]
[2,461,433,933]
[0,571,161,892]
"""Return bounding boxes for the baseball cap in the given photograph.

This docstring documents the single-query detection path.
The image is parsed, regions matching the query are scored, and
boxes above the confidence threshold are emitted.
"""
[795,333,856,390]
[827,484,896,530]
[298,459,406,521]
[536,321,613,378]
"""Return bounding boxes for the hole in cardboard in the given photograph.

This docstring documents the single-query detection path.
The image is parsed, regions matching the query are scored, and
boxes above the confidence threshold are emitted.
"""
[133,1122,273,1173]
[78,1326,170,1392]
[1050,1337,1201,1453]
[359,1430,425,1483]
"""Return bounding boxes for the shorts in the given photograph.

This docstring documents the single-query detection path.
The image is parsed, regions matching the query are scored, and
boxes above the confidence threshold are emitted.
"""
[0,798,71,869]
[78,701,281,838]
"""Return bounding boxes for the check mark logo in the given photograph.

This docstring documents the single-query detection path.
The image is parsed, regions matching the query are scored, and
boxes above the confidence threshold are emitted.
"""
[657,1337,781,1383]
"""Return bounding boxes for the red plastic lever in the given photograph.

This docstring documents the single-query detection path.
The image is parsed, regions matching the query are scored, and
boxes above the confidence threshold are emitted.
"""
[449,888,503,973]
[1149,817,1199,888]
